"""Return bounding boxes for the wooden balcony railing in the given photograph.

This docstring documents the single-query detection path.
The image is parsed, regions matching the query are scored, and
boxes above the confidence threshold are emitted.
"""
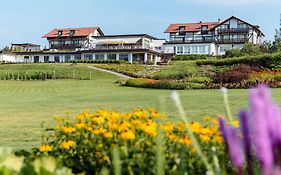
[218,28,249,33]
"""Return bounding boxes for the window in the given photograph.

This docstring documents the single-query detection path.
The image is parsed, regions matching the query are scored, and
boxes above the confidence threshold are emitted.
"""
[199,46,206,54]
[179,26,186,35]
[69,30,75,36]
[108,54,116,60]
[65,55,71,62]
[54,56,60,63]
[184,46,190,54]
[176,46,184,54]
[119,54,129,61]
[74,55,81,60]
[95,54,105,60]
[191,46,198,54]
[24,56,29,63]
[201,25,208,34]
[84,54,93,60]
[58,30,63,36]
[44,56,49,63]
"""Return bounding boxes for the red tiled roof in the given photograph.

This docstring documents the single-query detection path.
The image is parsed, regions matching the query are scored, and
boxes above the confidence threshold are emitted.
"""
[43,27,103,38]
[164,22,220,33]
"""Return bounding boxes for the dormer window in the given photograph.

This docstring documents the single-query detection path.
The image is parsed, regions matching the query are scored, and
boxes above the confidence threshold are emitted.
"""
[69,30,75,36]
[179,26,186,35]
[201,25,208,34]
[57,30,63,36]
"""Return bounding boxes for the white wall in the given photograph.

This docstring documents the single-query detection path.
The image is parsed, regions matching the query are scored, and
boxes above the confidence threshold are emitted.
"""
[163,43,215,55]
[0,54,16,62]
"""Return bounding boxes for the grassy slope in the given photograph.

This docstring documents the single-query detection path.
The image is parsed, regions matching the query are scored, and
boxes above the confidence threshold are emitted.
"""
[1,64,281,150]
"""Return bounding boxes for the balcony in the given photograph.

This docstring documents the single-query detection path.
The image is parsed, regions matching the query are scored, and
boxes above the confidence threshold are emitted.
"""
[167,38,215,44]
[50,44,83,49]
[94,44,153,50]
[217,38,249,44]
[218,28,249,34]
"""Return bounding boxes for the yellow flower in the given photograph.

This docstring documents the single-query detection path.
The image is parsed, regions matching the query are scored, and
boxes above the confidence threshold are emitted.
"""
[75,122,86,129]
[103,132,113,139]
[39,144,52,152]
[119,130,135,140]
[179,137,192,145]
[61,140,75,149]
[62,126,76,134]
[92,128,107,135]
[139,120,157,137]
[161,123,174,133]
[232,120,240,128]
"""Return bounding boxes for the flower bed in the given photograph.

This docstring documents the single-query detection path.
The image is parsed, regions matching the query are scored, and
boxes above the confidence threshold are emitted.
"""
[39,108,233,174]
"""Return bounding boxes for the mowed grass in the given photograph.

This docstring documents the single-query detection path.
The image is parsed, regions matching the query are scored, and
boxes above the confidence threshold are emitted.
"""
[1,64,281,150]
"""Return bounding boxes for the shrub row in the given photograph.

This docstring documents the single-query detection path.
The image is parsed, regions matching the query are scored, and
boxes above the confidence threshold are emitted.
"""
[66,60,125,64]
[196,52,281,68]
[213,65,260,84]
[125,78,206,90]
[0,71,92,80]
[173,54,215,61]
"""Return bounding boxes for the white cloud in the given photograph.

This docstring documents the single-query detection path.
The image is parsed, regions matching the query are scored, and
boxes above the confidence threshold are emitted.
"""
[176,0,280,6]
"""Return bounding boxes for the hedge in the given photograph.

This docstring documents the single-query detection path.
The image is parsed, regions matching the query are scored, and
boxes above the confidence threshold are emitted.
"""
[125,78,206,90]
[196,52,281,68]
[66,60,126,64]
[173,54,215,61]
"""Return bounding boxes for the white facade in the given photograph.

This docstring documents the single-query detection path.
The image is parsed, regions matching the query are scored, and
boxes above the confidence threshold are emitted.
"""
[164,16,264,55]
[0,53,16,62]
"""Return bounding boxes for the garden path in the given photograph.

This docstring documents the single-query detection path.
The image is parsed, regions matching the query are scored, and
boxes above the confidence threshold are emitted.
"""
[87,66,133,79]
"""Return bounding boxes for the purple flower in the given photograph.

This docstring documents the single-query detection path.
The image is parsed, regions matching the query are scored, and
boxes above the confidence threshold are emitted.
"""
[249,84,274,173]
[219,118,245,170]
[239,110,251,154]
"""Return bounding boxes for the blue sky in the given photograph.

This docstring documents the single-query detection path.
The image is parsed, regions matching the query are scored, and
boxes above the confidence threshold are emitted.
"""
[0,0,280,48]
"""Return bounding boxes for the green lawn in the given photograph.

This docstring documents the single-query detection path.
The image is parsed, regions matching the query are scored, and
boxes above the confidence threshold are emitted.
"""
[1,64,281,150]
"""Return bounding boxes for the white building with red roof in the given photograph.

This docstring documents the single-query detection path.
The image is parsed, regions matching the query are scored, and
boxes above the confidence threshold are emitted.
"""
[164,16,264,55]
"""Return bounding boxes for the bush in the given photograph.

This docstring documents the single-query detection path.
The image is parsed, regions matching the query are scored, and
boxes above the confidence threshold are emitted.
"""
[125,78,206,90]
[173,54,214,61]
[66,60,125,64]
[196,52,281,69]
[213,65,259,84]
[225,49,243,58]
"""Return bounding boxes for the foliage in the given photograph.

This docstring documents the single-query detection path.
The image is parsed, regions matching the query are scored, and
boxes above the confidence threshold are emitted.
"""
[213,65,259,84]
[225,49,243,58]
[196,52,281,69]
[152,61,198,80]
[125,78,206,90]
[173,54,214,61]
[94,64,163,78]
[66,60,125,64]
[0,147,73,175]
[0,64,95,80]
[39,109,233,174]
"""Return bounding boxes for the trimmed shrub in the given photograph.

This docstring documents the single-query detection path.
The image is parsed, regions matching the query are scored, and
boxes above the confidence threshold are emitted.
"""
[66,60,125,64]
[196,52,281,69]
[125,78,206,90]
[173,54,214,61]
[213,65,259,84]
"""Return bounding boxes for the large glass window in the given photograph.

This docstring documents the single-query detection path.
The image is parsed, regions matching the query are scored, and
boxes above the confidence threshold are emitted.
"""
[184,46,190,54]
[177,46,184,54]
[74,55,81,60]
[119,54,129,61]
[95,54,105,60]
[199,46,206,54]
[54,56,60,63]
[191,46,198,54]
[108,54,116,60]
[65,55,71,62]
[84,54,93,60]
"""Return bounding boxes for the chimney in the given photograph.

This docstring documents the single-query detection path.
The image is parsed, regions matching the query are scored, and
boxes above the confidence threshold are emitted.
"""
[218,19,221,23]
[200,21,202,24]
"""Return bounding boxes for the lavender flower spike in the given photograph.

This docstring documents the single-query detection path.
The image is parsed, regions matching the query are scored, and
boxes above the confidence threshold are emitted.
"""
[219,118,244,171]
[249,85,274,174]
